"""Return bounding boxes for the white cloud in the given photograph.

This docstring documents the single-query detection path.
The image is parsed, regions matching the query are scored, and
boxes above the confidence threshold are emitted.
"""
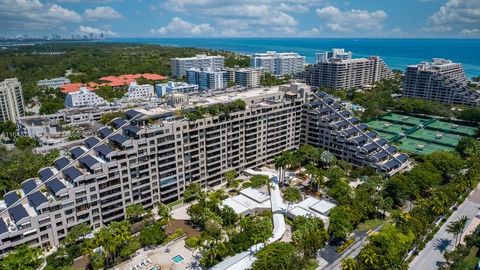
[315,6,387,32]
[423,0,480,35]
[78,25,117,36]
[150,17,214,36]
[0,0,82,29]
[84,6,123,20]
[429,0,480,26]
[461,28,480,35]
[277,3,309,13]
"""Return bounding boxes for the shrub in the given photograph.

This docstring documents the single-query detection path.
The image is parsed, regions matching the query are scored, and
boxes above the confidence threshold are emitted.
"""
[185,236,200,248]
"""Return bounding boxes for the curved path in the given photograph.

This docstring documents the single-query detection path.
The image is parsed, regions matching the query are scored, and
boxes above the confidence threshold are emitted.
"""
[210,169,286,270]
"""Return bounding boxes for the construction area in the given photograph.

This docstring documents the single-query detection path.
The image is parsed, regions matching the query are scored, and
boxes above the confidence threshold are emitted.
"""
[368,113,477,155]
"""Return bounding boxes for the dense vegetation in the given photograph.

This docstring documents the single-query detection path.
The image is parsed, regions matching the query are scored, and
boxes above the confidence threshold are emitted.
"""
[0,43,249,106]
[0,146,59,198]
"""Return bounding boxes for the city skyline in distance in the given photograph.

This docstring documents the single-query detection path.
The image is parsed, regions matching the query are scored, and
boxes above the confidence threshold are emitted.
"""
[0,0,479,39]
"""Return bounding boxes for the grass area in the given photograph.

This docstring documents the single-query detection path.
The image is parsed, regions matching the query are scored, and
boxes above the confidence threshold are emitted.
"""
[166,199,184,208]
[355,218,383,233]
[466,246,479,260]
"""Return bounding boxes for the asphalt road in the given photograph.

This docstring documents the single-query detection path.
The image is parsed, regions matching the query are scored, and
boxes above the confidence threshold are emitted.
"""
[409,188,480,270]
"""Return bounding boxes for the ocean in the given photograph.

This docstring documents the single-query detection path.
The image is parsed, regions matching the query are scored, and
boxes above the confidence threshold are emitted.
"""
[104,38,480,78]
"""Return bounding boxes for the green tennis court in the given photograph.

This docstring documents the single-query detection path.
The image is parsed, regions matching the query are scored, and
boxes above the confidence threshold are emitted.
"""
[367,113,475,155]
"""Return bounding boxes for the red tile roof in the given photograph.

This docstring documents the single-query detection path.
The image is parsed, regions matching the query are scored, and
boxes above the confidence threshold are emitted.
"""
[142,73,167,80]
[60,83,94,93]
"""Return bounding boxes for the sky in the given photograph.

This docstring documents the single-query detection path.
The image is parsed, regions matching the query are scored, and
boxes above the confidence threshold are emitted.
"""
[0,0,479,38]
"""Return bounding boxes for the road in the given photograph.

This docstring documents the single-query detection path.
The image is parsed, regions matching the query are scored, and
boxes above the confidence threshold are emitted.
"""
[321,225,383,270]
[409,188,480,270]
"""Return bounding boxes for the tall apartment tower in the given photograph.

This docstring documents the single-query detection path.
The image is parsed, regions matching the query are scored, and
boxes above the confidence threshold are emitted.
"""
[171,54,225,78]
[0,78,26,122]
[250,51,305,76]
[186,68,228,91]
[305,49,392,89]
[403,58,480,106]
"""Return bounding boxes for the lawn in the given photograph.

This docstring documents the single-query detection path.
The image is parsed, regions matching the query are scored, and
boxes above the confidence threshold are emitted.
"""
[355,218,383,233]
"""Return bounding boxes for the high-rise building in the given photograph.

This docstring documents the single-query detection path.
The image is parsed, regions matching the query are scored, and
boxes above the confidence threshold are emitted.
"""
[64,87,106,108]
[305,49,392,89]
[0,78,25,123]
[0,84,409,255]
[403,58,480,106]
[186,68,228,91]
[171,55,225,78]
[250,51,305,76]
[223,68,263,88]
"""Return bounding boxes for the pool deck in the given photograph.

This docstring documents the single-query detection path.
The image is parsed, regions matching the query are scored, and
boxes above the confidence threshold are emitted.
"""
[114,238,201,270]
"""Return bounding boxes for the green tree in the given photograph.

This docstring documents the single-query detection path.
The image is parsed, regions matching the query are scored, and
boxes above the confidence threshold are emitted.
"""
[224,169,238,187]
[0,245,42,270]
[62,223,91,247]
[284,187,302,211]
[292,216,329,257]
[125,204,145,222]
[249,174,270,188]
[220,206,238,227]
[184,182,202,202]
[0,120,17,136]
[139,221,166,247]
[328,205,356,242]
[341,257,359,270]
[156,202,171,222]
[446,216,469,247]
[251,242,307,270]
[14,136,38,149]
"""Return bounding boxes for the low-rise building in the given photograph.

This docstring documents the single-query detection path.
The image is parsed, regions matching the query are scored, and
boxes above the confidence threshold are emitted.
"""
[403,58,480,106]
[37,77,71,89]
[64,87,106,108]
[124,82,155,100]
[186,68,228,91]
[155,81,199,97]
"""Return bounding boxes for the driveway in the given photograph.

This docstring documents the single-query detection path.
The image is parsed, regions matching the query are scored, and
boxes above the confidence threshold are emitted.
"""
[409,188,480,270]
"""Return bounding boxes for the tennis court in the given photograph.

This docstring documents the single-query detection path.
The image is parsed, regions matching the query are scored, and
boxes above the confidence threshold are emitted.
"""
[367,113,475,155]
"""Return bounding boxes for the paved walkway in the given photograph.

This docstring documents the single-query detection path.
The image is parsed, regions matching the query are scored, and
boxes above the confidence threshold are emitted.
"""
[409,188,480,270]
[115,239,201,270]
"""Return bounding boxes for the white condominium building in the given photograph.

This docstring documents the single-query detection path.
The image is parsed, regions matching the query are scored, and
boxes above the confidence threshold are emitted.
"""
[37,77,71,89]
[403,58,480,106]
[305,48,392,89]
[171,54,225,78]
[124,82,155,100]
[0,78,25,123]
[223,68,263,88]
[186,68,228,91]
[250,51,305,76]
[0,83,410,256]
[64,87,106,108]
[155,81,199,97]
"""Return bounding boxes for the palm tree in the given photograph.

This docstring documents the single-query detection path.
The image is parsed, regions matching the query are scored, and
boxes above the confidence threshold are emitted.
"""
[446,215,469,246]
[341,257,358,270]
[320,151,335,167]
[274,152,289,186]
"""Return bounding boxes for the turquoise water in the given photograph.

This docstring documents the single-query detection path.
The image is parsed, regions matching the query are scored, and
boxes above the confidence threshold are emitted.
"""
[104,38,480,78]
[171,255,184,263]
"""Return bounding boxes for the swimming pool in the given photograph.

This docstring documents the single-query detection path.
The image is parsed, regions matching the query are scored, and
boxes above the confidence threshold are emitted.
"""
[149,266,160,270]
[171,255,184,264]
